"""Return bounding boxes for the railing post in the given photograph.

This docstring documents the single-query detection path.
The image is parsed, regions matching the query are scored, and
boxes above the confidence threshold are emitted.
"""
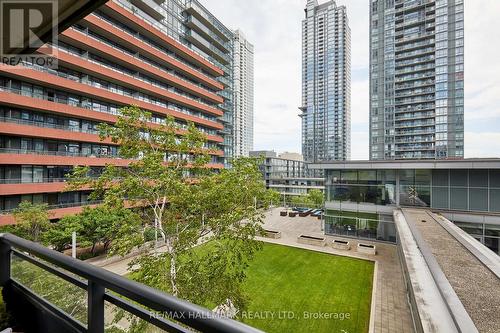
[0,237,11,286]
[88,280,105,333]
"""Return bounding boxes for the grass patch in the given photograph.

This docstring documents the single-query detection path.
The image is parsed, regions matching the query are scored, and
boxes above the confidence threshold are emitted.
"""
[240,243,374,333]
[127,242,374,333]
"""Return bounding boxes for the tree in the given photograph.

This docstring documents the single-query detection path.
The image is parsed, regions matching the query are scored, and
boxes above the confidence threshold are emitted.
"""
[308,189,325,208]
[42,214,83,252]
[68,106,268,310]
[44,205,143,256]
[12,202,52,243]
[290,194,313,208]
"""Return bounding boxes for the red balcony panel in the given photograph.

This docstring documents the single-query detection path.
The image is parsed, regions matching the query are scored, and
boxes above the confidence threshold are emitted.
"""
[102,2,224,77]
[0,66,224,130]
[0,122,115,145]
[79,15,225,89]
[60,29,224,95]
[0,205,100,225]
[0,153,132,167]
[41,47,223,116]
[0,183,71,196]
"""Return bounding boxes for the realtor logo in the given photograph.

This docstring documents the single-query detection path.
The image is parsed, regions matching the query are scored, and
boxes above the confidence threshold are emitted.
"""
[0,0,58,68]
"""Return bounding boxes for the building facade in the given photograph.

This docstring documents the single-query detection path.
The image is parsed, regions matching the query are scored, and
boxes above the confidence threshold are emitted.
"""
[369,0,464,160]
[311,159,500,254]
[0,0,238,223]
[301,0,351,163]
[250,151,324,197]
[232,30,254,157]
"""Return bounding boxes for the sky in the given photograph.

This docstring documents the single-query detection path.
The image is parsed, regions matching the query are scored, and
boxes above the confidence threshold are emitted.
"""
[203,0,500,160]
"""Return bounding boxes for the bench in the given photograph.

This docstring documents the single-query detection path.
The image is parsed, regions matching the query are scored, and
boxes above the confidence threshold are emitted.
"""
[357,243,376,255]
[263,229,282,239]
[331,239,351,251]
[288,212,298,217]
[297,235,326,247]
[280,211,288,217]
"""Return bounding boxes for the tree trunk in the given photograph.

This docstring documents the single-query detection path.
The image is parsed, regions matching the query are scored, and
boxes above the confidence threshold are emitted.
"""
[170,253,179,297]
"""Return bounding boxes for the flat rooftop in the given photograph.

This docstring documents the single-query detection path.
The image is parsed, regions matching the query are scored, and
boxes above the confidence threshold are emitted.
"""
[310,158,500,169]
[396,209,500,333]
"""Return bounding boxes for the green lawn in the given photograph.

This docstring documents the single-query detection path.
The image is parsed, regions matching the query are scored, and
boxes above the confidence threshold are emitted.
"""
[240,243,374,333]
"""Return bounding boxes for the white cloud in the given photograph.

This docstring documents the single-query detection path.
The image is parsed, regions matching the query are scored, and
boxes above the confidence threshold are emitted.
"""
[465,132,500,158]
[203,0,500,159]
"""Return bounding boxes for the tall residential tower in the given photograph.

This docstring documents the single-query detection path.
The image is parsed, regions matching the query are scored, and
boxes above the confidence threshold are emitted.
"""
[301,0,351,163]
[233,29,254,157]
[369,0,464,160]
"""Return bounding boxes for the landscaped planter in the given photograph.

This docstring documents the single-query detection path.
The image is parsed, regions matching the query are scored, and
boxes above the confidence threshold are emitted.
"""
[297,235,326,247]
[280,211,288,217]
[299,210,312,217]
[289,212,298,217]
[264,229,282,239]
[357,243,376,255]
[331,239,351,251]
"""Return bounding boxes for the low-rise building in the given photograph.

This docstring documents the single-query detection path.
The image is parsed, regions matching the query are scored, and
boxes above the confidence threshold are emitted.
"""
[250,151,324,197]
[310,159,500,254]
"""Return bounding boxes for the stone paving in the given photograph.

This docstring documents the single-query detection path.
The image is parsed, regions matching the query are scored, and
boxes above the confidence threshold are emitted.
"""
[260,208,414,333]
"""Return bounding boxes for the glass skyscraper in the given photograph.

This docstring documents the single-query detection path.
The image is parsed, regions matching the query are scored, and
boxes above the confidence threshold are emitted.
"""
[301,0,351,163]
[369,0,464,160]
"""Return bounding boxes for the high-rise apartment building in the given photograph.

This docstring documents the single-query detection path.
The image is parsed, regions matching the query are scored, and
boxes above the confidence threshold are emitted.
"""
[233,29,254,157]
[301,0,351,163]
[369,0,464,160]
[0,0,237,223]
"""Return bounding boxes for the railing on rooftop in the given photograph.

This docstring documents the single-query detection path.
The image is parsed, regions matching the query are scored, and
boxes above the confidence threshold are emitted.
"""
[0,233,263,333]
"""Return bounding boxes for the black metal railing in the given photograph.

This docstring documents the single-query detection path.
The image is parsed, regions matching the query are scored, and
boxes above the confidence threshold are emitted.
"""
[0,233,262,333]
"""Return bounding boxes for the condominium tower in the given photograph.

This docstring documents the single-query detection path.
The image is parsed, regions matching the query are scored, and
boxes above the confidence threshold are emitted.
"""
[0,0,239,223]
[301,0,351,163]
[369,0,464,160]
[233,29,254,157]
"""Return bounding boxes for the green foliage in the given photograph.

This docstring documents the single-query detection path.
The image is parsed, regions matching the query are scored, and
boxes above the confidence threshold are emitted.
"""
[11,201,51,243]
[11,258,87,324]
[43,205,143,256]
[290,194,313,208]
[308,189,325,208]
[143,227,157,243]
[68,106,265,313]
[0,288,12,330]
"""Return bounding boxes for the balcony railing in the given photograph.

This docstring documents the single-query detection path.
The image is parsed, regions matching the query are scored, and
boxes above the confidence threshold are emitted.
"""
[0,201,103,215]
[0,148,120,159]
[0,233,262,333]
[0,116,99,135]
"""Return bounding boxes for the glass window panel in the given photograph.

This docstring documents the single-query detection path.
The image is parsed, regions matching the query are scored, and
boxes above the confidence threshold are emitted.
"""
[489,189,500,213]
[485,224,500,237]
[358,170,377,184]
[400,169,415,185]
[469,188,488,211]
[378,170,396,185]
[432,169,449,186]
[415,170,431,185]
[469,170,488,188]
[21,166,32,183]
[450,169,468,187]
[341,170,358,184]
[450,188,468,210]
[490,170,500,188]
[432,187,449,209]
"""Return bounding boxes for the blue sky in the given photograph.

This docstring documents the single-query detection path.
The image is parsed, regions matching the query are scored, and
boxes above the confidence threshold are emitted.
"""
[204,0,500,159]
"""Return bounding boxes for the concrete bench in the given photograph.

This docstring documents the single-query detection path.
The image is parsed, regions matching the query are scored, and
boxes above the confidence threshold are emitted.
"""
[297,235,326,247]
[331,239,351,251]
[357,243,376,255]
[264,229,282,239]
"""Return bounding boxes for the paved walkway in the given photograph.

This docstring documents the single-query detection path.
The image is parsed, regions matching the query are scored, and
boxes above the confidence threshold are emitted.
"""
[97,208,414,333]
[261,208,414,333]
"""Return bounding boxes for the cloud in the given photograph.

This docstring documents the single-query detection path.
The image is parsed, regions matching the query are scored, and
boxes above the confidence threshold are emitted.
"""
[465,132,500,158]
[203,0,500,159]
